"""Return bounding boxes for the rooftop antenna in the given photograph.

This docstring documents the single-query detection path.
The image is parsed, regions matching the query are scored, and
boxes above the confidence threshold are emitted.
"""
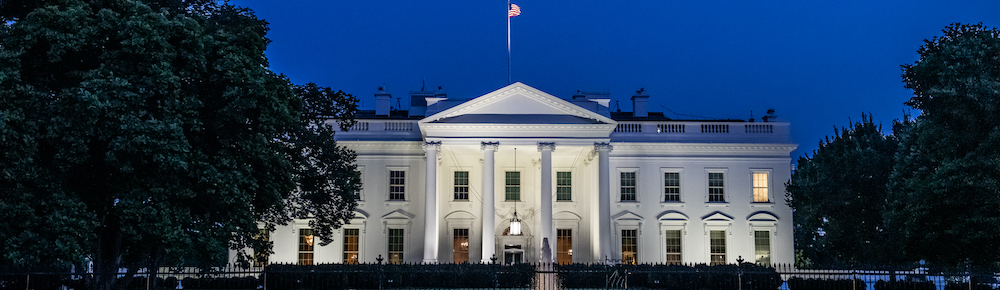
[613,100,621,113]
[395,97,401,111]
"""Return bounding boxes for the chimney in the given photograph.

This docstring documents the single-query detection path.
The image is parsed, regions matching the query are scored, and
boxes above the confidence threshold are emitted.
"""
[375,87,391,117]
[631,90,649,118]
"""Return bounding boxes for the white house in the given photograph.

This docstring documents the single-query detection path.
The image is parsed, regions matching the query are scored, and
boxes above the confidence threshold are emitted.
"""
[255,82,796,266]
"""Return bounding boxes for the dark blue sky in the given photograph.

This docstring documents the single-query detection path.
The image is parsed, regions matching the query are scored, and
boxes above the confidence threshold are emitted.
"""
[229,0,999,161]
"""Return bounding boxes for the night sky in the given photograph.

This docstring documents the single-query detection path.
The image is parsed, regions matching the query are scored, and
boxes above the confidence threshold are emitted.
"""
[228,0,999,161]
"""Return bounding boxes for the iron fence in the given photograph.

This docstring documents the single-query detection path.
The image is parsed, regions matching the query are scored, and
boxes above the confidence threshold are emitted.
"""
[2,262,998,290]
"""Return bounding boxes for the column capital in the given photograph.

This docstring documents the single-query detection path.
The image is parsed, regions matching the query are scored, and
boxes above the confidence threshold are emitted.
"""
[594,142,614,152]
[481,141,500,151]
[422,141,442,152]
[537,142,556,152]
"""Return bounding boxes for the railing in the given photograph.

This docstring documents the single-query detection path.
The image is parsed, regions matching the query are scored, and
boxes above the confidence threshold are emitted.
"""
[745,124,773,133]
[701,124,730,133]
[4,262,998,290]
[350,121,369,131]
[657,123,686,133]
[614,123,642,133]
[384,121,414,131]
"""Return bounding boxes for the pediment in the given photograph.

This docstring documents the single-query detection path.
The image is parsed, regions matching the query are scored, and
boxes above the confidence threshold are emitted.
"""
[612,211,644,221]
[701,211,734,222]
[381,209,415,220]
[421,82,615,125]
[747,211,779,222]
[658,211,689,221]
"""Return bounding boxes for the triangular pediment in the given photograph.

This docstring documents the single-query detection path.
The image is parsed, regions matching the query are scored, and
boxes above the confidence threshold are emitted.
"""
[701,211,734,222]
[421,82,615,125]
[381,209,414,220]
[612,211,644,221]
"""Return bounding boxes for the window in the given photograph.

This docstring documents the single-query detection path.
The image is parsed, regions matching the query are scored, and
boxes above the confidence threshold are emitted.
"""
[454,171,469,200]
[557,229,572,264]
[754,231,771,265]
[708,172,725,202]
[556,172,572,201]
[343,229,359,264]
[253,229,269,267]
[621,229,638,264]
[505,171,520,201]
[620,172,636,201]
[454,229,469,263]
[298,229,314,265]
[389,171,405,200]
[752,172,769,203]
[664,172,680,202]
[664,230,681,265]
[388,229,404,264]
[710,230,726,265]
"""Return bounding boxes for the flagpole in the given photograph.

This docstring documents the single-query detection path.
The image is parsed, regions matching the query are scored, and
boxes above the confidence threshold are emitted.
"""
[507,0,511,85]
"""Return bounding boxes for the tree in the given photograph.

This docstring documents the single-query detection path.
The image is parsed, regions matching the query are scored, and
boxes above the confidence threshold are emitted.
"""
[886,23,1000,268]
[786,114,902,267]
[0,1,360,289]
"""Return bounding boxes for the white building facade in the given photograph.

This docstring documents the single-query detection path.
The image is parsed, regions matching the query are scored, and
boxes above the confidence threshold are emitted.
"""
[260,83,796,266]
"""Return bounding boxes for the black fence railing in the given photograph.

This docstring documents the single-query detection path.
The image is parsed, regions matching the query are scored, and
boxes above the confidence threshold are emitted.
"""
[2,262,998,290]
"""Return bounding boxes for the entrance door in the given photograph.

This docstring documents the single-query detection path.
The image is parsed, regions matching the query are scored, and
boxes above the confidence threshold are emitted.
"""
[503,244,523,264]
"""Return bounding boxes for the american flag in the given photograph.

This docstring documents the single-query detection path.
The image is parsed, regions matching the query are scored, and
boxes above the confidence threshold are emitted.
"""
[508,3,520,17]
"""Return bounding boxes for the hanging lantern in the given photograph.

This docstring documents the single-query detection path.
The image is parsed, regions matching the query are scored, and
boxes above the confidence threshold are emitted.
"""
[509,210,522,236]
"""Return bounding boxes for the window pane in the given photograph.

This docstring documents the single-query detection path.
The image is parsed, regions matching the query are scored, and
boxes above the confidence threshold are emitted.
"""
[454,171,469,200]
[298,229,314,265]
[753,172,769,203]
[390,171,405,200]
[622,229,637,265]
[506,171,520,201]
[557,229,572,264]
[343,229,359,264]
[388,229,404,264]
[556,172,572,201]
[755,231,771,265]
[664,230,681,265]
[708,172,725,202]
[664,172,680,202]
[710,230,726,266]
[620,172,636,201]
[454,228,469,263]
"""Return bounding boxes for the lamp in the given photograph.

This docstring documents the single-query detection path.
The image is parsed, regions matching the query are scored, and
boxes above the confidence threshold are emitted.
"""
[509,148,522,235]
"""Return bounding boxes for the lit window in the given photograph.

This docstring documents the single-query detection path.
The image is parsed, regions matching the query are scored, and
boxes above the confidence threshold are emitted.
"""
[664,172,680,202]
[755,231,771,265]
[505,171,520,201]
[622,229,638,264]
[664,230,681,265]
[343,229,359,264]
[388,229,404,264]
[710,230,726,265]
[298,229,314,265]
[620,172,636,201]
[389,171,405,200]
[708,172,725,202]
[752,172,769,203]
[556,172,572,201]
[453,228,469,263]
[454,171,469,200]
[557,229,572,264]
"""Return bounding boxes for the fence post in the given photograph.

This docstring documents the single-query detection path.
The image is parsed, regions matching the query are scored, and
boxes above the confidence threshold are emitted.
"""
[490,254,498,289]
[377,254,384,290]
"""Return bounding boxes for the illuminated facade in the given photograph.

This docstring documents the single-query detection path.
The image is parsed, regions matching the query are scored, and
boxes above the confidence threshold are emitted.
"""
[253,82,796,265]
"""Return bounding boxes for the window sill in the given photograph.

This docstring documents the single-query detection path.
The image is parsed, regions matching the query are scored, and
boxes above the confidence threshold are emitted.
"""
[384,200,410,207]
[448,200,473,209]
[554,201,578,208]
[660,202,685,209]
[616,201,640,209]
[705,202,730,209]
[750,202,774,209]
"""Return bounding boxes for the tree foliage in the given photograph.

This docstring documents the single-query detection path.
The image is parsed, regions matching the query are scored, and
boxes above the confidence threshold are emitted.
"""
[0,0,359,289]
[786,114,902,267]
[886,23,1000,267]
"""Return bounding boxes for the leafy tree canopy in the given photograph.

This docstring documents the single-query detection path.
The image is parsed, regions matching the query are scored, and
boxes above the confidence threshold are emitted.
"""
[887,23,1000,268]
[786,114,902,268]
[0,0,359,289]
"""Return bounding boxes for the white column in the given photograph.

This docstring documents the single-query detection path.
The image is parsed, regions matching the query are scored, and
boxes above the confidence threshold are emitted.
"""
[595,142,614,263]
[481,142,499,263]
[538,142,555,263]
[422,141,441,263]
